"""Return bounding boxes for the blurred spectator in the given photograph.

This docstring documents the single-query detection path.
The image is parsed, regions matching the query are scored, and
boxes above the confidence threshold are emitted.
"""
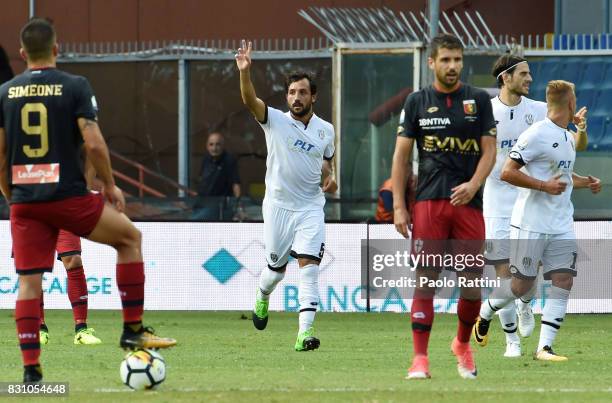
[507,36,524,57]
[0,45,14,84]
[193,132,242,220]
[375,174,416,223]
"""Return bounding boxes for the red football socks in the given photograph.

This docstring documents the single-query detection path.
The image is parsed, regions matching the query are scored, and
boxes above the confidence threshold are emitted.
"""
[16,298,41,366]
[116,262,145,324]
[67,266,88,325]
[457,298,481,343]
[411,291,435,356]
[39,291,45,326]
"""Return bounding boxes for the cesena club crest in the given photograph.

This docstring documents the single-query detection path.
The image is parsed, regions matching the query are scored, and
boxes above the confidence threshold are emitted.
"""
[524,113,534,125]
[318,129,325,139]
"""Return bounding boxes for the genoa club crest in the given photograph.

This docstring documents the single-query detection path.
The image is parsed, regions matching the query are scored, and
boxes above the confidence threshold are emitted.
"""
[463,99,477,115]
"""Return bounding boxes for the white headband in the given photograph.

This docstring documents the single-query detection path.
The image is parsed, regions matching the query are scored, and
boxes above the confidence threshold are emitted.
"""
[496,60,528,80]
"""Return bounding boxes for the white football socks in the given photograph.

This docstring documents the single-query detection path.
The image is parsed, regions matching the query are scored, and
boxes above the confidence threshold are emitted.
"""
[537,286,571,352]
[481,278,517,320]
[298,264,319,333]
[498,303,520,343]
[257,266,285,301]
[517,281,537,312]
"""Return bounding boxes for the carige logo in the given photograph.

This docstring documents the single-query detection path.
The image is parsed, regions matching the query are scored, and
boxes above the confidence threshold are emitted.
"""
[202,248,243,284]
[201,242,268,284]
[202,241,335,284]
[0,276,112,294]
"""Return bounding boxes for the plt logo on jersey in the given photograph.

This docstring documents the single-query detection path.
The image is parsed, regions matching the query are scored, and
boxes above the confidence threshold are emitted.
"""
[500,139,517,149]
[287,138,321,156]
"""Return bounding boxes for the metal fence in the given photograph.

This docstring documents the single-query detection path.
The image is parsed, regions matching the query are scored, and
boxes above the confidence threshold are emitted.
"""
[49,7,612,221]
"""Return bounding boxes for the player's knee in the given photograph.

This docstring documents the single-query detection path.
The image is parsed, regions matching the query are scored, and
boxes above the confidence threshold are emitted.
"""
[298,258,319,268]
[460,287,481,300]
[131,227,143,247]
[18,274,43,298]
[63,255,83,269]
[268,263,287,273]
[511,279,534,297]
[551,274,573,290]
[494,263,511,278]
[120,226,142,249]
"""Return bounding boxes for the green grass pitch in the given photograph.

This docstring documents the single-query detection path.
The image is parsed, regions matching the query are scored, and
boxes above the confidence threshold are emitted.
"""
[1,310,611,402]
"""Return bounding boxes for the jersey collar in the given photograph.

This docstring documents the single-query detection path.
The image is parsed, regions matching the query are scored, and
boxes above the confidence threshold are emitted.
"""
[544,117,568,132]
[291,112,317,129]
[28,66,55,72]
[496,95,524,108]
[432,81,463,95]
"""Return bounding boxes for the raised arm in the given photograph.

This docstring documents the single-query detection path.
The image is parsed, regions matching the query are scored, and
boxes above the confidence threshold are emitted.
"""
[0,127,10,201]
[570,106,588,151]
[78,118,125,211]
[235,40,266,122]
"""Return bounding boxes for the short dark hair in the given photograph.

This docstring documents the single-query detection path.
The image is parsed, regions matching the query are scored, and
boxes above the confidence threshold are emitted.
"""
[429,34,463,59]
[20,18,56,61]
[492,54,528,88]
[284,72,317,95]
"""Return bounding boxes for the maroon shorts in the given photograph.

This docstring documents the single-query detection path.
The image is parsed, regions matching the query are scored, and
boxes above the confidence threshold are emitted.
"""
[411,199,485,271]
[11,193,104,274]
[56,230,82,260]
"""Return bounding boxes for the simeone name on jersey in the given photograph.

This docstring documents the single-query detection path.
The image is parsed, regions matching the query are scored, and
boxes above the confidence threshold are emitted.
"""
[8,84,63,98]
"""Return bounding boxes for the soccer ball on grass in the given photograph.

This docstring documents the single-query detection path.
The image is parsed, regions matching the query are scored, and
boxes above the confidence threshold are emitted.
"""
[120,348,166,390]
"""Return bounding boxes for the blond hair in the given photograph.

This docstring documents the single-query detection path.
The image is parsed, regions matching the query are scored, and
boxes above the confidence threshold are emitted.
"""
[546,80,575,107]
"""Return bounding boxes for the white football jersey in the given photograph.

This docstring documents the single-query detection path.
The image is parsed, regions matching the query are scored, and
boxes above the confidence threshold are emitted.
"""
[483,96,547,218]
[509,118,576,234]
[258,106,335,211]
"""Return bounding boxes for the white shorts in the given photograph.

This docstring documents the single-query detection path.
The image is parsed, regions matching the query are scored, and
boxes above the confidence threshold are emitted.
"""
[262,201,325,268]
[509,227,577,280]
[484,217,511,264]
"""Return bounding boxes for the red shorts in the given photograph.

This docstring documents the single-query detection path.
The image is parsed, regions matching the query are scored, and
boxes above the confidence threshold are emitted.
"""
[411,199,485,271]
[11,193,104,274]
[56,230,82,260]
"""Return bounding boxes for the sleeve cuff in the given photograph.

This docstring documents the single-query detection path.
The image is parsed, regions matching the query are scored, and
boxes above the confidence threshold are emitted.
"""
[508,151,526,166]
[257,104,269,125]
[482,126,497,136]
[75,112,97,120]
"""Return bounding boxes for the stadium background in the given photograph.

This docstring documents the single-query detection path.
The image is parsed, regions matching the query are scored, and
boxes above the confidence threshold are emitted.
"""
[0,0,611,313]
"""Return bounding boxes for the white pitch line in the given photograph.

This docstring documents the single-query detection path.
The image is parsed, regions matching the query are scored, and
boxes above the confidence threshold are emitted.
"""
[93,386,612,394]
